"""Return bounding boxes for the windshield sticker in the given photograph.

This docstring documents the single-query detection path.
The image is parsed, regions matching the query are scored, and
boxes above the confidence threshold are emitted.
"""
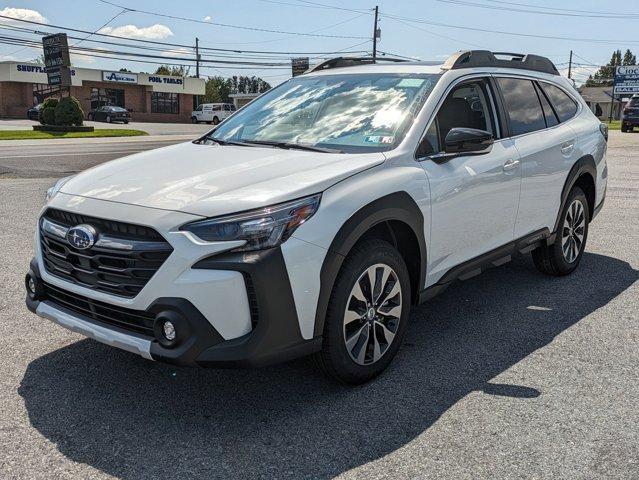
[397,78,425,88]
[364,135,395,144]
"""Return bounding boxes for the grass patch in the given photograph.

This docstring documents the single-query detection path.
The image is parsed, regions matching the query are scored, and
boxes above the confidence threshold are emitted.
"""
[0,129,148,140]
[605,120,621,131]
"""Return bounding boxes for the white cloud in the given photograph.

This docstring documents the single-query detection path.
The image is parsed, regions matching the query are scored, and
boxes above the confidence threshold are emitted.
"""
[203,15,212,22]
[99,24,173,40]
[0,7,47,24]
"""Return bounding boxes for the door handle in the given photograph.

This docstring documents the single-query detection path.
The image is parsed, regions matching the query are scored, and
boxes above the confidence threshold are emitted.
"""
[561,143,574,155]
[503,159,520,172]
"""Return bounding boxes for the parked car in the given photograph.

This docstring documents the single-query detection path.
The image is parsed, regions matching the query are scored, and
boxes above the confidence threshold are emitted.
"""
[26,51,607,384]
[191,103,236,124]
[27,104,42,121]
[87,106,131,123]
[621,94,639,132]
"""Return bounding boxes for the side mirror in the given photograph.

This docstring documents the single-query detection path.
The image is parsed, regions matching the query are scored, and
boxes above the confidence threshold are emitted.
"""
[444,127,494,154]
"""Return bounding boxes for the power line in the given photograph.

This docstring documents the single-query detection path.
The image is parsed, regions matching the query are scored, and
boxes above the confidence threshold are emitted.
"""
[0,15,370,55]
[383,15,485,49]
[97,0,370,39]
[482,0,634,17]
[435,0,639,19]
[379,11,639,45]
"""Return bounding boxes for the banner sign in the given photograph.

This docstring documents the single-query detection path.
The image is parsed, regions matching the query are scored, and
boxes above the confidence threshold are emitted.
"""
[614,65,639,95]
[292,57,309,77]
[103,71,139,84]
[42,33,71,86]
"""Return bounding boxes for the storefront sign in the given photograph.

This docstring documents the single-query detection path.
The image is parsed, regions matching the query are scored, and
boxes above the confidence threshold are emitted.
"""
[614,65,639,95]
[148,75,184,85]
[103,71,139,84]
[47,67,72,86]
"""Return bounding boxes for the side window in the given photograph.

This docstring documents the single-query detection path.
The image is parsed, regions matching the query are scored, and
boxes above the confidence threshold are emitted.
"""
[539,83,578,122]
[419,79,497,156]
[534,82,559,128]
[497,78,546,136]
[212,105,222,111]
[195,105,203,112]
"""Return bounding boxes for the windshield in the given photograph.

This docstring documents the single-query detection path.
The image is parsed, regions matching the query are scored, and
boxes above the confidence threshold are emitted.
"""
[110,107,127,112]
[206,73,440,153]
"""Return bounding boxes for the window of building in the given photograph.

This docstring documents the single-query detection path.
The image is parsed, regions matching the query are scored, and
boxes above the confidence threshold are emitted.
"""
[91,88,125,110]
[497,78,546,136]
[151,92,179,114]
[33,84,59,105]
[538,83,578,122]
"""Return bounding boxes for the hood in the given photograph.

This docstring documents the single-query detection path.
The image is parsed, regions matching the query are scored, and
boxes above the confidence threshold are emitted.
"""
[60,142,385,217]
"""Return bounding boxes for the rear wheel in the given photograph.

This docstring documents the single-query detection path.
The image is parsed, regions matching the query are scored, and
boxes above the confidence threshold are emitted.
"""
[213,116,220,125]
[532,186,589,276]
[315,239,411,384]
[106,116,111,123]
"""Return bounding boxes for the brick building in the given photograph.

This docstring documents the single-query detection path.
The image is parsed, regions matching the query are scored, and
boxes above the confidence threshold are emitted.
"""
[0,62,205,123]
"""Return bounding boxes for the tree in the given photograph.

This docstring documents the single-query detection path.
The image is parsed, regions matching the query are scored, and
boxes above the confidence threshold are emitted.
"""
[154,65,190,76]
[585,49,636,87]
[228,75,271,94]
[119,68,132,73]
[203,76,232,103]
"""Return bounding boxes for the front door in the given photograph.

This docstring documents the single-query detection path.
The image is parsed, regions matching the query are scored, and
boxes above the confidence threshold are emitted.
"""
[418,78,522,285]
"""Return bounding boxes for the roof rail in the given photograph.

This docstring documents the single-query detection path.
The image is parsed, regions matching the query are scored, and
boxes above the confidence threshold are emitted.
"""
[442,50,559,76]
[306,56,409,73]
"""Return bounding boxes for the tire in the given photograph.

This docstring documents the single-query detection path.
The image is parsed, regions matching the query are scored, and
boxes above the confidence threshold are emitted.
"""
[123,120,129,124]
[213,116,220,125]
[87,113,93,121]
[191,116,198,124]
[106,116,111,123]
[532,186,589,276]
[621,124,627,132]
[314,239,412,384]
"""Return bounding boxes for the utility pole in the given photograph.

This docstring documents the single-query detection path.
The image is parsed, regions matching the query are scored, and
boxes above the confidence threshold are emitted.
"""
[372,6,379,61]
[195,37,200,107]
[568,50,573,79]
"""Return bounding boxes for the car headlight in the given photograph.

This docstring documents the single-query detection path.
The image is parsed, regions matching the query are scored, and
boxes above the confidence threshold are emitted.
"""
[45,175,74,203]
[180,194,321,252]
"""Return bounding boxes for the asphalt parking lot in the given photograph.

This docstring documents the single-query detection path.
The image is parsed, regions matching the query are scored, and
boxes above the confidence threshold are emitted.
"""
[0,131,637,479]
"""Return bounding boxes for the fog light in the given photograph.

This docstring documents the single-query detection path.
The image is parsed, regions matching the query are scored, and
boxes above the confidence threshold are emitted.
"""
[28,277,36,295]
[163,320,176,341]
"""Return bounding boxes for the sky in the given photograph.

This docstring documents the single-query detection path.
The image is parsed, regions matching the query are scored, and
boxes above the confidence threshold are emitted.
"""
[0,0,637,86]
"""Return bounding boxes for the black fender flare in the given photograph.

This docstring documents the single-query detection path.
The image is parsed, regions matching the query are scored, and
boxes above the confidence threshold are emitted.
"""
[313,191,426,337]
[551,155,597,239]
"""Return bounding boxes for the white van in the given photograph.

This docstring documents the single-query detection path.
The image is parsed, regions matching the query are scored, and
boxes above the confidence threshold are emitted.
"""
[191,103,236,124]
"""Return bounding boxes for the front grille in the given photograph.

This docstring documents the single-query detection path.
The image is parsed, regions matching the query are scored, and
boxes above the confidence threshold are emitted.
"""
[40,208,172,298]
[43,282,155,336]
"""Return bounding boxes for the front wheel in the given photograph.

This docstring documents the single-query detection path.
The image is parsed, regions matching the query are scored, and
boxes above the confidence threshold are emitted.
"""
[105,116,111,123]
[191,116,198,124]
[621,124,628,133]
[314,239,411,384]
[87,113,93,121]
[532,186,589,276]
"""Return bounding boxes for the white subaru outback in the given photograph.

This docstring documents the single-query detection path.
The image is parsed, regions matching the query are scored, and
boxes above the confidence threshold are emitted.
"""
[26,51,607,384]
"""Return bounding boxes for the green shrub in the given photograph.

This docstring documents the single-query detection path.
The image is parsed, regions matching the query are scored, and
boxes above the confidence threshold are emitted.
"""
[39,97,59,125]
[54,96,84,126]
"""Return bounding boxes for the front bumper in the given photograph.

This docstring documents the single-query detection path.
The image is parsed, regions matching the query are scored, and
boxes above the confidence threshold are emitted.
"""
[27,247,322,368]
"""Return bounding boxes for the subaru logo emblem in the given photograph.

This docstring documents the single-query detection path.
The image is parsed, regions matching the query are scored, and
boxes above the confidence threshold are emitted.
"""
[66,224,97,250]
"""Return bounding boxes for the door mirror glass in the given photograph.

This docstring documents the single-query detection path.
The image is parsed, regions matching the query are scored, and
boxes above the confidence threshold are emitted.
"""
[444,127,493,154]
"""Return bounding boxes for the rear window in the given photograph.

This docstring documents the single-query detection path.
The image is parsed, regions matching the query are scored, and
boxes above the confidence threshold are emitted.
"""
[539,83,578,122]
[497,78,546,136]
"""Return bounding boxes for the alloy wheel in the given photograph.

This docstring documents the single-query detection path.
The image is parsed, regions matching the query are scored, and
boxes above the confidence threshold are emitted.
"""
[342,263,402,366]
[562,199,586,263]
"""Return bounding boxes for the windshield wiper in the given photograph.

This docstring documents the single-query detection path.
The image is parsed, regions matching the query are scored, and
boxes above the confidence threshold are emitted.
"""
[242,140,344,154]
[206,137,257,147]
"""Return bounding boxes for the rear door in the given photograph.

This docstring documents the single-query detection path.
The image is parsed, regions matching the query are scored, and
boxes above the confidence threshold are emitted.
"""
[495,77,579,237]
[418,77,522,283]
